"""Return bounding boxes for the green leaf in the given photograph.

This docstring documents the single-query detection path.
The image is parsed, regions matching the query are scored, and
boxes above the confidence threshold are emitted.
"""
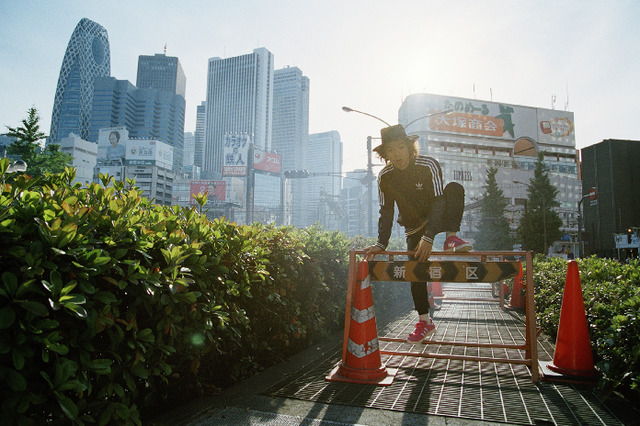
[94,291,117,304]
[46,341,69,355]
[59,294,86,304]
[5,367,27,391]
[130,363,149,379]
[137,328,155,343]
[87,358,113,375]
[0,306,16,329]
[63,303,87,318]
[55,391,78,420]
[12,349,25,370]
[2,272,19,296]
[16,300,49,317]
[98,406,112,426]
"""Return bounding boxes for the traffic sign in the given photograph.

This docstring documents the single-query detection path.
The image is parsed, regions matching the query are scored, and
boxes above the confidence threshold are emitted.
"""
[588,187,597,201]
[368,260,520,283]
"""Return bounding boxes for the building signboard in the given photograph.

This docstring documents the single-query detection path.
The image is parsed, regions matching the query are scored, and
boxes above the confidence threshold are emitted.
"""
[223,133,250,176]
[406,94,575,147]
[127,139,173,169]
[253,149,281,173]
[190,180,226,205]
[97,127,128,165]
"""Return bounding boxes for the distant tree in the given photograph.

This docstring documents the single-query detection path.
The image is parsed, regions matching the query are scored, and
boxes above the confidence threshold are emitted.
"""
[5,107,72,177]
[516,152,563,255]
[474,167,513,250]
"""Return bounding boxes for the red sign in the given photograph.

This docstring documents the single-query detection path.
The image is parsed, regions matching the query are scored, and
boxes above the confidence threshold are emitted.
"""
[588,187,597,201]
[253,150,281,173]
[430,112,504,137]
[190,180,226,205]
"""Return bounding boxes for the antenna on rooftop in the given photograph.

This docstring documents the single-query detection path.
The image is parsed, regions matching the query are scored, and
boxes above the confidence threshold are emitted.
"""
[551,94,556,110]
[164,43,167,55]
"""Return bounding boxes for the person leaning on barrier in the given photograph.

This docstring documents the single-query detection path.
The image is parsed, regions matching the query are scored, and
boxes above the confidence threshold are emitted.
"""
[364,124,472,343]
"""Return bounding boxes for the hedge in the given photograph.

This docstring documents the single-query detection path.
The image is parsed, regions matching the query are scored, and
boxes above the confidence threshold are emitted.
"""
[532,255,640,401]
[0,163,350,425]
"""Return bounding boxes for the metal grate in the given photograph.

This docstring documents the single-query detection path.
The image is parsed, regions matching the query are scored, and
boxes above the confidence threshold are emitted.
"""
[265,300,622,425]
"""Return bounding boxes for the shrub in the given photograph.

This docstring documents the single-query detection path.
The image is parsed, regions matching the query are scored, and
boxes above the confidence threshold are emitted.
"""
[0,162,349,424]
[533,255,640,401]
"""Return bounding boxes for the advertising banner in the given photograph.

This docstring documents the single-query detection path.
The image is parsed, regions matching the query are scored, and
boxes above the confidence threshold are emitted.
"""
[223,133,250,176]
[97,127,128,165]
[253,149,281,173]
[404,94,540,141]
[190,180,227,205]
[127,139,173,169]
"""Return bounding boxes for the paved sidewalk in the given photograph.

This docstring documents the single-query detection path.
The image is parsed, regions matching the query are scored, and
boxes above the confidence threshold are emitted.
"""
[151,284,623,425]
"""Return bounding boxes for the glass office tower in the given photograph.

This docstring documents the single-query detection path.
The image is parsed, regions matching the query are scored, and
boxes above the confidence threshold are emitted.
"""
[50,18,110,143]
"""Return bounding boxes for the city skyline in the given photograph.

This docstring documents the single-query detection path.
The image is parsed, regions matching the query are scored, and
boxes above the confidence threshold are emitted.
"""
[2,0,639,174]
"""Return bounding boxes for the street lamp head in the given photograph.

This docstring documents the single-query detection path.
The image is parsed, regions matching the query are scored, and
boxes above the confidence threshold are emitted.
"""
[341,106,391,126]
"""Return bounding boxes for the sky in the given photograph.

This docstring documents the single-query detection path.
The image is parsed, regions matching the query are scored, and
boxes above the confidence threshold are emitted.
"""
[2,0,640,173]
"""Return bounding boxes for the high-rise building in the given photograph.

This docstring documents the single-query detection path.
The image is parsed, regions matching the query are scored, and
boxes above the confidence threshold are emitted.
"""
[194,101,206,171]
[398,93,581,252]
[89,77,185,172]
[136,53,186,172]
[273,66,310,227]
[182,131,197,177]
[136,53,186,98]
[204,47,274,178]
[49,18,110,143]
[306,131,343,229]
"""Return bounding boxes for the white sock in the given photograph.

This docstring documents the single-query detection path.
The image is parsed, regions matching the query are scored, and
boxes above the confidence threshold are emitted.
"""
[419,313,430,322]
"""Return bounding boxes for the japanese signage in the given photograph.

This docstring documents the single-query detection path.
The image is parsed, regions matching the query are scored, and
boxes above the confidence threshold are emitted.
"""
[253,149,281,173]
[223,133,250,176]
[368,260,519,283]
[189,180,226,205]
[405,94,575,147]
[430,111,504,137]
[127,139,173,170]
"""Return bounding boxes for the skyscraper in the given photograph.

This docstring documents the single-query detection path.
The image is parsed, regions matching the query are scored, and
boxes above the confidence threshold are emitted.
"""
[89,76,185,171]
[136,53,186,172]
[272,66,310,227]
[306,131,343,229]
[136,53,186,98]
[194,101,206,171]
[204,47,274,178]
[49,18,110,143]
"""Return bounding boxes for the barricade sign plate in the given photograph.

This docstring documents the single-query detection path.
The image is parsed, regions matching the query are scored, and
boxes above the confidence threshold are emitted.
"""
[368,260,519,283]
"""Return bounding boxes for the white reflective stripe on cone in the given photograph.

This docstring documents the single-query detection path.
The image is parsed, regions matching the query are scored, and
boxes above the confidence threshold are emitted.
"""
[351,306,376,323]
[347,338,379,358]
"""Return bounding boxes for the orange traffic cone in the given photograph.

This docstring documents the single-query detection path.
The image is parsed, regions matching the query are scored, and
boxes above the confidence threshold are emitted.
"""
[509,261,525,308]
[546,260,598,378]
[326,260,396,385]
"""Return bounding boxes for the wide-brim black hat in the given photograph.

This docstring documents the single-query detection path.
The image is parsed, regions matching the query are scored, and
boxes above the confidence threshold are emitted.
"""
[373,124,419,154]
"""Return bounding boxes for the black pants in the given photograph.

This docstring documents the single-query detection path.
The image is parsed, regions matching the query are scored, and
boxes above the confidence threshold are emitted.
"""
[406,182,465,315]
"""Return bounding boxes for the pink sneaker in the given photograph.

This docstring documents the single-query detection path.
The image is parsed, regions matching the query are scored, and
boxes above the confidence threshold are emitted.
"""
[406,319,436,342]
[444,235,472,252]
